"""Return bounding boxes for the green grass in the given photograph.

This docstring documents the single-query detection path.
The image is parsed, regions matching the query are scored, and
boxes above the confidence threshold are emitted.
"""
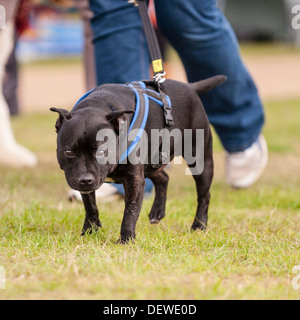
[0,99,299,300]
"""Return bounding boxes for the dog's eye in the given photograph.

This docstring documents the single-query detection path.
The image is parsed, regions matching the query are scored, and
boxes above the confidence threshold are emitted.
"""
[65,150,75,158]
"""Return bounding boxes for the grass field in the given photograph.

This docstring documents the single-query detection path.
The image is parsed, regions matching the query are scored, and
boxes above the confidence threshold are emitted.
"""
[0,95,299,299]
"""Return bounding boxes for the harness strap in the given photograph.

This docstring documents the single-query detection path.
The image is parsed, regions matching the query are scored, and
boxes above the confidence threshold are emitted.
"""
[119,81,149,164]
[72,81,173,165]
[120,80,173,163]
[144,80,174,127]
[158,83,174,126]
[72,88,95,110]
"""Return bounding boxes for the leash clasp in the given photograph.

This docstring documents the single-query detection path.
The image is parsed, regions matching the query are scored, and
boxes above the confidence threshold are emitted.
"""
[153,71,166,84]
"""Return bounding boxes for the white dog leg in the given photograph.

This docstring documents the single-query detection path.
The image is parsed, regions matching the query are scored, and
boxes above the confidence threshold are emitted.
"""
[0,22,37,168]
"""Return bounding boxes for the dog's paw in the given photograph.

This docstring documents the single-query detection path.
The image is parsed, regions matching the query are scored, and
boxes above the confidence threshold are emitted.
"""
[191,220,207,231]
[149,206,165,224]
[81,219,102,235]
[117,236,135,245]
[118,230,136,244]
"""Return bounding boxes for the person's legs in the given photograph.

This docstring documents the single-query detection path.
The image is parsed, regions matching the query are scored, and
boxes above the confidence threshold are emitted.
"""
[74,0,97,90]
[1,0,19,117]
[3,32,19,116]
[155,0,265,153]
[88,0,267,189]
[89,0,150,84]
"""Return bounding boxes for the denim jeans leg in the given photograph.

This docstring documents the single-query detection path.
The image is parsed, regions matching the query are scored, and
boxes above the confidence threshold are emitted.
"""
[155,0,265,152]
[89,0,150,84]
[112,178,153,195]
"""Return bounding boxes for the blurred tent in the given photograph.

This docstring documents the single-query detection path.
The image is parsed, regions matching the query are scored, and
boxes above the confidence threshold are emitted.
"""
[218,0,300,45]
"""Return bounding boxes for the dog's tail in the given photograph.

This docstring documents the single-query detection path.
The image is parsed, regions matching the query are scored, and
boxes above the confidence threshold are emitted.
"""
[191,75,227,94]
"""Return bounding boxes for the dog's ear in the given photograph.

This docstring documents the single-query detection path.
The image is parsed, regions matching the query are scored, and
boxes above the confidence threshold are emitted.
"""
[50,107,72,132]
[106,110,135,132]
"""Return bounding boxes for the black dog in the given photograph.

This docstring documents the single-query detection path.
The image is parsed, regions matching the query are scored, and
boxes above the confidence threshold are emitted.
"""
[51,76,226,243]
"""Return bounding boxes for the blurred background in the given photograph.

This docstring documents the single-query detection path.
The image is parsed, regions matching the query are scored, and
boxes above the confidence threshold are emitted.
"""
[0,0,300,300]
[9,0,299,114]
[1,0,299,300]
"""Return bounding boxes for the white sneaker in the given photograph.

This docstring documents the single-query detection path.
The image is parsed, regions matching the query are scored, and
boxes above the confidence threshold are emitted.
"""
[68,183,120,202]
[226,134,268,189]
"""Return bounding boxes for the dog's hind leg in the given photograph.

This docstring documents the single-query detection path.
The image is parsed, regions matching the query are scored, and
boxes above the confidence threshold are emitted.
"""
[81,191,101,235]
[148,170,169,224]
[184,128,214,231]
[189,156,214,231]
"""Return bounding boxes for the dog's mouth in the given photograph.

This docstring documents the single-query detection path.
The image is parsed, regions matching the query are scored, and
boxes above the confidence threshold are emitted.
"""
[76,180,102,194]
[74,183,101,194]
[79,190,94,194]
[66,176,102,195]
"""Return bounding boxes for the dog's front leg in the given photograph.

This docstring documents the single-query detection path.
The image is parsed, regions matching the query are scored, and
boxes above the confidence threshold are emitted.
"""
[148,170,169,224]
[119,168,145,243]
[81,191,101,235]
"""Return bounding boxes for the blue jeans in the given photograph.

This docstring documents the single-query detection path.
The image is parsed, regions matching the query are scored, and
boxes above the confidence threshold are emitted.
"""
[89,0,264,152]
[89,0,265,193]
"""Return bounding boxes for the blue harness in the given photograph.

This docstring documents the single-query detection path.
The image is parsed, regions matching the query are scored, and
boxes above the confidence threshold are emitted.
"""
[72,81,172,164]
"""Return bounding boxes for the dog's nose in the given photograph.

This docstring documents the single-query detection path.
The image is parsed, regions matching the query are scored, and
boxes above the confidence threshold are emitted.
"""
[79,174,95,186]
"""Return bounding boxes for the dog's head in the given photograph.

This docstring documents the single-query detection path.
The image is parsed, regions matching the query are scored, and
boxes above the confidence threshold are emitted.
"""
[50,107,134,193]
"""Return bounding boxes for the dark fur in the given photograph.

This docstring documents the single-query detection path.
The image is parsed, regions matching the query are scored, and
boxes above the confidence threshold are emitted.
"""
[51,76,226,243]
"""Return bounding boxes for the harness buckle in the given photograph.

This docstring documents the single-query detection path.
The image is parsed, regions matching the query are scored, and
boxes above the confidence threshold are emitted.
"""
[164,108,174,126]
